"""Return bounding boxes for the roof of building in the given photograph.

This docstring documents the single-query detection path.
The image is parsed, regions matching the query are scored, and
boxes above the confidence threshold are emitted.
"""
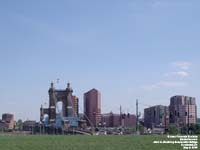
[84,88,100,94]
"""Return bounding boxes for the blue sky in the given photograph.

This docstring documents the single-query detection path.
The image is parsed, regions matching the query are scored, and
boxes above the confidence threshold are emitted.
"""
[0,0,200,121]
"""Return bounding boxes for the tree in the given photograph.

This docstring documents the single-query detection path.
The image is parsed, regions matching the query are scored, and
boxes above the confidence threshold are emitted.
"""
[15,119,23,131]
[167,124,179,134]
[189,124,200,134]
[181,124,200,135]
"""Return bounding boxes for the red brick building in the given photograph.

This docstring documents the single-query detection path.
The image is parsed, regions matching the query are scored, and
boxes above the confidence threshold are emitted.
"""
[169,95,197,127]
[101,112,136,128]
[0,113,15,130]
[84,89,101,127]
[71,95,79,117]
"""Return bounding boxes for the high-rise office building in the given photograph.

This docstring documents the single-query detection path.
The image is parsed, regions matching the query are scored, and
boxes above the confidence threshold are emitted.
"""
[169,95,197,127]
[84,89,101,127]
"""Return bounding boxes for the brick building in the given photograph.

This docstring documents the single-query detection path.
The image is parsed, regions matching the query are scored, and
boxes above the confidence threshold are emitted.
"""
[169,95,197,127]
[84,89,101,127]
[0,113,15,130]
[101,112,136,128]
[71,95,79,117]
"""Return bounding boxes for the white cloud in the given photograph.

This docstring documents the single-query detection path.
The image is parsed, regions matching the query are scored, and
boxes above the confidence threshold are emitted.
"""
[171,61,192,70]
[164,71,189,78]
[175,71,189,77]
[143,81,187,91]
[143,61,191,91]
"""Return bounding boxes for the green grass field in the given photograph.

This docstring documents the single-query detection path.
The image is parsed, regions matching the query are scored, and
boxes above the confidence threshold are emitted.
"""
[0,135,199,150]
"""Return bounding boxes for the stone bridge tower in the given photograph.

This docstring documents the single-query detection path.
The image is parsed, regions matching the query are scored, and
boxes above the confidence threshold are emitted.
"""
[48,82,56,123]
[40,82,78,125]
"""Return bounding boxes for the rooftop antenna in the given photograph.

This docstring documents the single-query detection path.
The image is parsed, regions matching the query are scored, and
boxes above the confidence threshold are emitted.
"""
[136,99,139,134]
[44,102,47,108]
[67,81,71,88]
[120,105,122,126]
[56,78,60,84]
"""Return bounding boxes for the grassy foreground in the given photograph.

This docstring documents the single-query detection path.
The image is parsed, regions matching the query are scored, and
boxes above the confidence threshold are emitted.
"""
[0,135,199,150]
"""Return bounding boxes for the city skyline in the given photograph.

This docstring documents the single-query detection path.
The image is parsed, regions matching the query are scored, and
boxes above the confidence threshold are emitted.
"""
[0,0,200,120]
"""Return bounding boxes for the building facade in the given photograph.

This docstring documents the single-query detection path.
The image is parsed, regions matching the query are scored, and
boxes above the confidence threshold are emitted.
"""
[144,105,169,129]
[101,112,120,127]
[71,95,79,117]
[169,95,197,127]
[23,120,37,132]
[0,113,15,130]
[124,113,136,128]
[101,112,136,128]
[84,89,101,127]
